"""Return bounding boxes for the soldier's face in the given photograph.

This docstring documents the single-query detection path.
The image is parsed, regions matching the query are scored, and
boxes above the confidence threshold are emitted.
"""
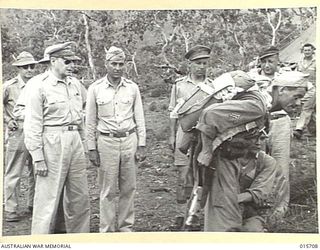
[303,46,314,59]
[51,57,75,78]
[18,64,36,80]
[278,87,306,114]
[105,59,125,79]
[260,54,279,76]
[189,58,208,77]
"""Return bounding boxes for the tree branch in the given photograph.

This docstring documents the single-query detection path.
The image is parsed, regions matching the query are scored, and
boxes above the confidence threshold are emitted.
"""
[82,13,96,80]
[153,64,183,75]
[267,9,282,45]
[153,11,181,74]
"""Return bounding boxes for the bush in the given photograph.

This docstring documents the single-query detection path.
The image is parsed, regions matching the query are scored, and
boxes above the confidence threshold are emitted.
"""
[149,101,157,111]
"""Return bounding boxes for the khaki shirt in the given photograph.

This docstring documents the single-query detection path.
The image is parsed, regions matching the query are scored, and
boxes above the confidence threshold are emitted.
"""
[3,75,26,124]
[14,71,87,121]
[297,56,316,85]
[86,75,146,150]
[168,75,214,113]
[24,70,87,162]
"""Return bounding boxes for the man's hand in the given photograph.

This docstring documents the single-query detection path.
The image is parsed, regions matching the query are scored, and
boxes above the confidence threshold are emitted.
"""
[238,192,253,204]
[7,120,18,130]
[88,150,100,167]
[34,160,48,177]
[135,146,146,162]
[168,135,176,151]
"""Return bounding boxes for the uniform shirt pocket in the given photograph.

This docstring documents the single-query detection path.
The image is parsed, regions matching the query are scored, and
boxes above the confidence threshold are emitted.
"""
[46,96,68,118]
[119,97,134,112]
[97,98,113,117]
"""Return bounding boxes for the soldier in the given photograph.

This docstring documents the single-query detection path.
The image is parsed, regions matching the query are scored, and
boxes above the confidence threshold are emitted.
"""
[23,42,90,234]
[293,43,316,138]
[168,45,214,229]
[3,51,37,222]
[250,46,295,220]
[86,46,146,232]
[197,70,308,231]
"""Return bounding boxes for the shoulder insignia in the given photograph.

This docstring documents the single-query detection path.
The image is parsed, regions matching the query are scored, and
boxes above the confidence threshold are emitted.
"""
[94,77,107,86]
[174,76,187,85]
[123,78,134,85]
[4,77,18,87]
[175,76,186,83]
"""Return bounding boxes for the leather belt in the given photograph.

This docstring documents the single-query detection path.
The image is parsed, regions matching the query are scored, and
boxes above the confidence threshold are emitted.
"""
[44,125,79,131]
[99,128,135,138]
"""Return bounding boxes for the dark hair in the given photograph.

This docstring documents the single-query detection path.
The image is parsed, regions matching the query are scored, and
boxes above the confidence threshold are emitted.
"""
[302,43,315,50]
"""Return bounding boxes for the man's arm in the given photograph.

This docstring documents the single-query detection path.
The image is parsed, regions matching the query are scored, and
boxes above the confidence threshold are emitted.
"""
[74,80,88,152]
[24,80,45,162]
[85,83,100,167]
[169,118,177,150]
[133,84,146,162]
[85,84,98,150]
[168,83,177,150]
[13,85,27,121]
[3,83,16,127]
[133,84,146,147]
[245,153,277,207]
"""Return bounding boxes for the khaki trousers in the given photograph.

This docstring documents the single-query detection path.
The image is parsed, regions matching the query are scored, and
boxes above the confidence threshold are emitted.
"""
[268,116,291,214]
[296,87,316,130]
[97,132,137,232]
[4,128,35,213]
[31,129,90,234]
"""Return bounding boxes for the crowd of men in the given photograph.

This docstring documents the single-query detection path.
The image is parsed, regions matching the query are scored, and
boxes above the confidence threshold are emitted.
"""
[2,40,316,234]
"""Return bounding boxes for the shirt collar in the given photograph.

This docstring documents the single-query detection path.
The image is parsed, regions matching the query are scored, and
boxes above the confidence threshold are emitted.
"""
[302,55,316,62]
[48,70,70,86]
[104,75,127,88]
[186,74,209,85]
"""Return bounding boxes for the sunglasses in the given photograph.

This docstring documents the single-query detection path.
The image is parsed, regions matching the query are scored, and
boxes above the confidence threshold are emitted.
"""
[61,58,75,65]
[21,64,35,70]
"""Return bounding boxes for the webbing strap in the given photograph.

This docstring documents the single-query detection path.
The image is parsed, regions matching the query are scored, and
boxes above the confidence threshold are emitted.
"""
[211,121,258,153]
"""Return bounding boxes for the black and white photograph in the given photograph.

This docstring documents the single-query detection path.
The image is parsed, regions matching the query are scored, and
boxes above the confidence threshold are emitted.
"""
[1,4,318,238]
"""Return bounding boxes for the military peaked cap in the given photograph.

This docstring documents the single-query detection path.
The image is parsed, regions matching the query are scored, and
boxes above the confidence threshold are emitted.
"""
[185,45,211,61]
[39,42,81,63]
[259,46,279,60]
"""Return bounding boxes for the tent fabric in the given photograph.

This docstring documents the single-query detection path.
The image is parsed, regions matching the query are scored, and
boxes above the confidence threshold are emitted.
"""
[279,23,316,63]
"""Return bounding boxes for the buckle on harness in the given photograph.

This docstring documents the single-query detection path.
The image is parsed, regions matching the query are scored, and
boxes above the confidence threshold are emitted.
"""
[245,122,257,132]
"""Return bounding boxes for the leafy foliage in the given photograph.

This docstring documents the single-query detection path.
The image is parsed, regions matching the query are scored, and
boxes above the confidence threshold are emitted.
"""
[0,7,316,86]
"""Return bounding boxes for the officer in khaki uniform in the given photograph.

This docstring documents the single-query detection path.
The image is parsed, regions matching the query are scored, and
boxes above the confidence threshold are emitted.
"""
[3,51,37,222]
[249,46,292,221]
[23,42,90,234]
[294,43,316,138]
[86,46,146,232]
[168,45,214,229]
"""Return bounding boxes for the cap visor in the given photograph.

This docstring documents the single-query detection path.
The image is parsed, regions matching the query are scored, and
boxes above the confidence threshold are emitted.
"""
[190,55,210,61]
[63,55,81,61]
[259,52,278,60]
[12,61,37,66]
[37,58,50,63]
